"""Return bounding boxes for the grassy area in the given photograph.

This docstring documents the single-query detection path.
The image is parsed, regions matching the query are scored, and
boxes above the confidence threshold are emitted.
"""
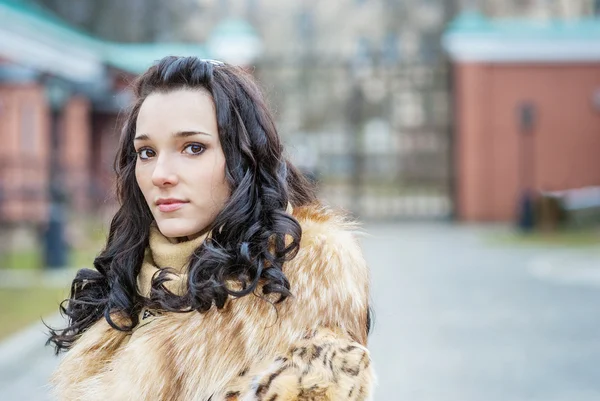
[0,214,107,270]
[0,246,100,270]
[0,250,42,270]
[0,216,105,340]
[488,228,600,249]
[0,286,68,340]
[70,247,101,269]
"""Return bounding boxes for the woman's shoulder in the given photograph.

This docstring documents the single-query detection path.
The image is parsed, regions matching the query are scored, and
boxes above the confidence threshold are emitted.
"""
[287,202,370,344]
[293,202,364,246]
[292,203,368,273]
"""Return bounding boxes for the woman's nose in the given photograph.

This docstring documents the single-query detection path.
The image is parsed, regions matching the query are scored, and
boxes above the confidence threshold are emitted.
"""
[151,157,179,187]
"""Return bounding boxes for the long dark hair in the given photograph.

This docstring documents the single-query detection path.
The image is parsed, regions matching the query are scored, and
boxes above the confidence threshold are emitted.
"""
[48,56,317,353]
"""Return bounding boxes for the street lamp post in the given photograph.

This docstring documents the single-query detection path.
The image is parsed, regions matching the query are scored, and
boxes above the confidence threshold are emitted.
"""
[347,82,365,216]
[346,38,372,218]
[517,101,537,232]
[44,77,69,269]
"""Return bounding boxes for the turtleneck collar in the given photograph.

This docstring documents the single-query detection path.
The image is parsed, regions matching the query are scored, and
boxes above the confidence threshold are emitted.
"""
[136,222,208,298]
[136,203,294,299]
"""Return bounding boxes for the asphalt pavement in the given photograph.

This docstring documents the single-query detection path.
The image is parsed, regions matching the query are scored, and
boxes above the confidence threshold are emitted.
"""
[366,223,600,401]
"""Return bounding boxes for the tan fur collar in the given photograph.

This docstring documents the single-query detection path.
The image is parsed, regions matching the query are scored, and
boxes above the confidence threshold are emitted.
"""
[52,203,373,401]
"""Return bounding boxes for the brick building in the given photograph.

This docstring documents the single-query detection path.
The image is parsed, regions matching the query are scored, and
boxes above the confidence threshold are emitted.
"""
[0,0,208,227]
[444,11,600,221]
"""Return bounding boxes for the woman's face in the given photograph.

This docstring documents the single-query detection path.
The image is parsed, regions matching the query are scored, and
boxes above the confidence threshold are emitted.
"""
[134,88,230,240]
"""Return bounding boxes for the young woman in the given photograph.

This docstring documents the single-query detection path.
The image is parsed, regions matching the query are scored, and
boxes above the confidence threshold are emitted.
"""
[49,56,374,401]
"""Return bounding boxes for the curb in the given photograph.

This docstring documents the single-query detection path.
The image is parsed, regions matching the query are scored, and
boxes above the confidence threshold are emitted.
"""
[0,313,65,369]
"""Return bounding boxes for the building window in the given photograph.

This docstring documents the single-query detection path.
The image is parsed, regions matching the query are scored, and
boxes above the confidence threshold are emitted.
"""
[297,9,314,40]
[382,32,400,65]
[247,0,259,15]
[419,32,439,65]
[219,0,229,17]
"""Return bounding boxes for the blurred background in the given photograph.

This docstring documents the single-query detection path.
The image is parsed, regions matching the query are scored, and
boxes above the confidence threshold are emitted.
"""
[1,0,600,400]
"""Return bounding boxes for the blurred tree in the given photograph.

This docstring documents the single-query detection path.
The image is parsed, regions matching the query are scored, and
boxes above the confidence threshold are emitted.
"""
[479,0,596,18]
[33,0,202,42]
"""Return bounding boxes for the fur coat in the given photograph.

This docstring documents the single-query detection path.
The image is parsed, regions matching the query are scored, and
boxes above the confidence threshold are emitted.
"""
[51,204,374,400]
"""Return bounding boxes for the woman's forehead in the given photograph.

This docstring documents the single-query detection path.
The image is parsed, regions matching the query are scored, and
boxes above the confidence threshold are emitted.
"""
[136,89,217,139]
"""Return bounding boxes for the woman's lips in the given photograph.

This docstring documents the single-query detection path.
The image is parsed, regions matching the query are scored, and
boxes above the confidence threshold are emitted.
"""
[157,202,187,212]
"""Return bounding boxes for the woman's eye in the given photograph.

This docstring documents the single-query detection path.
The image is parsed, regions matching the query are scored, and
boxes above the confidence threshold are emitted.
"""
[137,148,155,160]
[184,143,205,155]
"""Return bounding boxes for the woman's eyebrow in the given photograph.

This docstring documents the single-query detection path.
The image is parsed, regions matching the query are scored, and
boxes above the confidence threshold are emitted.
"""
[173,131,212,138]
[134,131,211,142]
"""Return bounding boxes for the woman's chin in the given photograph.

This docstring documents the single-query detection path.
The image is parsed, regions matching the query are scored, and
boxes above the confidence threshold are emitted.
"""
[156,220,199,240]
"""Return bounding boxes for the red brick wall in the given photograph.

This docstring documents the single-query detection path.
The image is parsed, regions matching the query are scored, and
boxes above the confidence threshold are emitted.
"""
[0,84,95,224]
[454,63,600,221]
[0,84,49,224]
[454,63,490,221]
[61,96,91,213]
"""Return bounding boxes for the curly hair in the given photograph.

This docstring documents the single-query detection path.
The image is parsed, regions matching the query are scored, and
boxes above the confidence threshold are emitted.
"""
[48,56,317,353]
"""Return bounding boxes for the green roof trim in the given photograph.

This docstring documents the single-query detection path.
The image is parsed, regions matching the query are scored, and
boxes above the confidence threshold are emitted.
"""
[0,0,99,49]
[446,10,600,40]
[103,43,209,75]
[209,18,260,38]
[443,11,600,63]
[0,0,92,35]
[0,0,210,76]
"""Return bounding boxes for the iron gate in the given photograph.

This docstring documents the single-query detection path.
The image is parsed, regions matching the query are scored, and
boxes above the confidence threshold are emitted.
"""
[257,60,453,220]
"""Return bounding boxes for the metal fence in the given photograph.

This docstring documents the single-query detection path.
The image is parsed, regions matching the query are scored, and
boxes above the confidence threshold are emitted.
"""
[257,60,453,220]
[0,158,48,224]
[0,157,47,268]
[0,156,94,268]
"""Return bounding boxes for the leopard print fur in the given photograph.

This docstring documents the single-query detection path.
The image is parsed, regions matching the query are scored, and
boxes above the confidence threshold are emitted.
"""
[231,328,373,401]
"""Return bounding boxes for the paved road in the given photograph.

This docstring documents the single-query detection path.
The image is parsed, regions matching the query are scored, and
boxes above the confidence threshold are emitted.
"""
[365,223,600,401]
[0,314,63,401]
[1,223,600,400]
